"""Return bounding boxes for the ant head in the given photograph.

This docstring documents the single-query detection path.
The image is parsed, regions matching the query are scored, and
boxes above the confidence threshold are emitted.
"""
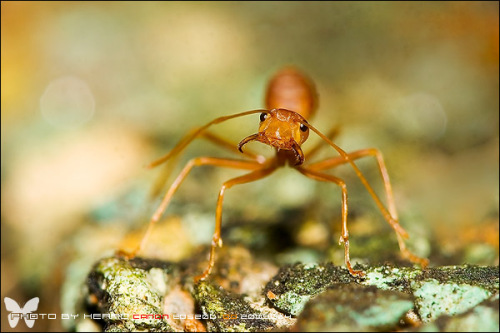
[257,109,310,147]
[238,109,310,164]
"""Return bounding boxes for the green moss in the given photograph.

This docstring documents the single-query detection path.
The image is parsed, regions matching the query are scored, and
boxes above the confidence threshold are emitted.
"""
[84,253,498,331]
[419,265,499,293]
[264,262,354,316]
[273,291,312,317]
[193,281,274,332]
[88,257,175,331]
[362,265,420,293]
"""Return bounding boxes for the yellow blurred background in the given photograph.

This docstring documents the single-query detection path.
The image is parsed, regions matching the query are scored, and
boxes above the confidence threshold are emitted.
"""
[1,2,498,331]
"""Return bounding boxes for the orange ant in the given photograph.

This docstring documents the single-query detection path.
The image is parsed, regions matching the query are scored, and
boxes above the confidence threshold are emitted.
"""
[129,67,429,281]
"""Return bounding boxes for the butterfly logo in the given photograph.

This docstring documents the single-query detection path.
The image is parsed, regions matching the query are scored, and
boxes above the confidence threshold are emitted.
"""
[3,297,39,328]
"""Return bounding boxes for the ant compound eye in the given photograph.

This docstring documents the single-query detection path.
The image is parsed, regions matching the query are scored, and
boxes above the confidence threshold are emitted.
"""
[260,113,268,122]
[300,123,308,132]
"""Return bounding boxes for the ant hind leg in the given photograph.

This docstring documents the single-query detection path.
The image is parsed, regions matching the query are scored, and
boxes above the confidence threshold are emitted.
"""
[307,148,428,268]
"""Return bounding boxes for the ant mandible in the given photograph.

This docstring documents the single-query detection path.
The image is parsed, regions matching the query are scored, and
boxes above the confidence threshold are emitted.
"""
[128,67,429,281]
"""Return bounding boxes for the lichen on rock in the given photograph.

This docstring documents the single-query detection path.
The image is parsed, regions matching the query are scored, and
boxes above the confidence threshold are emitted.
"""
[80,250,499,332]
[263,262,355,316]
[193,281,275,332]
[410,265,499,322]
[293,283,415,331]
[86,257,177,331]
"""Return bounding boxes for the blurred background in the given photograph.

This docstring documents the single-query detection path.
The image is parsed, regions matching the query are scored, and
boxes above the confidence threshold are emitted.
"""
[1,2,498,331]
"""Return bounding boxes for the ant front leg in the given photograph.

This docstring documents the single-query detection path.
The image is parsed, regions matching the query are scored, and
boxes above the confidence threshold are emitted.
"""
[126,157,262,258]
[307,148,428,268]
[296,166,365,277]
[149,130,263,199]
[195,165,277,282]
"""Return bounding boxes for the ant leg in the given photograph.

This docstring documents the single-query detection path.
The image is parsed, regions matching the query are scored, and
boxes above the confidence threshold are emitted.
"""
[307,148,428,268]
[308,148,398,218]
[396,232,429,268]
[195,165,277,282]
[145,109,265,199]
[296,166,365,277]
[304,126,341,160]
[128,157,262,257]
[150,130,263,198]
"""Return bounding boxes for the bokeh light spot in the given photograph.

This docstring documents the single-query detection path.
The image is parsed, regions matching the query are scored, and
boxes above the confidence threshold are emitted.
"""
[40,76,95,128]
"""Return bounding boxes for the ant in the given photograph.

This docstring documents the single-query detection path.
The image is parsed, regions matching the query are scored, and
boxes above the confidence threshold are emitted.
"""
[127,67,429,281]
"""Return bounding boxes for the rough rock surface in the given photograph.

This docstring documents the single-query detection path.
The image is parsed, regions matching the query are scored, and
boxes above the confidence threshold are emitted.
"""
[77,250,499,332]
